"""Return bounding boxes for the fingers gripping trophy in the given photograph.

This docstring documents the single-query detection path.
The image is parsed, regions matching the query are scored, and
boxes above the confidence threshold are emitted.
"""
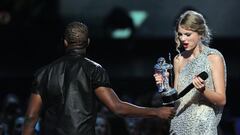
[154,57,178,106]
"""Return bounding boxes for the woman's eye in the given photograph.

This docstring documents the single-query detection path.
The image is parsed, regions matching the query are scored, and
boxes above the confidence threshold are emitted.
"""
[186,33,191,37]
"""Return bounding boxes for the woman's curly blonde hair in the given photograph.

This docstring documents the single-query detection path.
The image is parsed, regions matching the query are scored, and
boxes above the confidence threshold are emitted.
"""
[175,10,211,54]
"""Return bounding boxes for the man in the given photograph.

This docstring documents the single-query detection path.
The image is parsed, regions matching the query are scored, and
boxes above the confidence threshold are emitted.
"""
[22,21,175,135]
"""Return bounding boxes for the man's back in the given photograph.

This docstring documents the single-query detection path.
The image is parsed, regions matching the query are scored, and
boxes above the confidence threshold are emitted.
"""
[33,47,111,135]
[22,21,175,135]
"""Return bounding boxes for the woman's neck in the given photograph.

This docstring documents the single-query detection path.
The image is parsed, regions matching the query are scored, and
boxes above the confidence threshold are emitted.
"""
[184,43,204,59]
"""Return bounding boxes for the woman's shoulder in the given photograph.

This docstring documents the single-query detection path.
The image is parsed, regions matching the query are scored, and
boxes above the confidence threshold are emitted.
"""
[205,46,225,64]
[204,46,224,57]
[173,53,184,69]
[174,51,188,62]
[174,53,182,62]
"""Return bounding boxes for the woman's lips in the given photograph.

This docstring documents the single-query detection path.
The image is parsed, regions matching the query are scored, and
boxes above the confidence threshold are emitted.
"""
[183,43,188,48]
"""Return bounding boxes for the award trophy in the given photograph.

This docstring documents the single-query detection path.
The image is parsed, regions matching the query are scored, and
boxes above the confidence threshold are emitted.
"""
[154,57,178,106]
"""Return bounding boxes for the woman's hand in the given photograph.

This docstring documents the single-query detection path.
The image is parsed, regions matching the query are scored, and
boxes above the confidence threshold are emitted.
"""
[153,72,170,85]
[192,76,205,93]
[153,73,164,85]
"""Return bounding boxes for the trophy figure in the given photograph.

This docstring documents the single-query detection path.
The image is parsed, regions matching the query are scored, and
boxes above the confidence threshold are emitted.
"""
[154,57,178,106]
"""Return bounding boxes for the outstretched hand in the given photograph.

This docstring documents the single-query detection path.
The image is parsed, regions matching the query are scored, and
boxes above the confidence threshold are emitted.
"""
[156,107,176,120]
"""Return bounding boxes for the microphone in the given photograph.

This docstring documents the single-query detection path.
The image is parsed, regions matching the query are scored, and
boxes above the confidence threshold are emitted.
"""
[177,71,208,99]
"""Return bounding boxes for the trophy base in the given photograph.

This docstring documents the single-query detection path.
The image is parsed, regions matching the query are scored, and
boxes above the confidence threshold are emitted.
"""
[161,88,178,107]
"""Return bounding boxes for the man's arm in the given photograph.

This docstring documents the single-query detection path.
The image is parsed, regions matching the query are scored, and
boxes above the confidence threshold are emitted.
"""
[95,87,175,120]
[22,93,42,135]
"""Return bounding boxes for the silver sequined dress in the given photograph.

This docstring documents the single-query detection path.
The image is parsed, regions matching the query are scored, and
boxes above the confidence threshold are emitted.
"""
[170,46,227,135]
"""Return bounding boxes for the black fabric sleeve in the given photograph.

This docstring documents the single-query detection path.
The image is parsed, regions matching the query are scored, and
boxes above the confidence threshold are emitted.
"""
[92,65,112,89]
[31,67,48,94]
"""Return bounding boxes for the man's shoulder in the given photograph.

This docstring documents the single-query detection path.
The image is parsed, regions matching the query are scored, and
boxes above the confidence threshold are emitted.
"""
[83,58,102,68]
[34,63,51,77]
[34,56,105,77]
[34,56,64,76]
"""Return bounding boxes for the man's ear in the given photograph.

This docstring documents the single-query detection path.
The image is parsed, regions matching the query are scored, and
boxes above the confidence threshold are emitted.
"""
[64,39,68,48]
[87,38,90,46]
[84,38,90,48]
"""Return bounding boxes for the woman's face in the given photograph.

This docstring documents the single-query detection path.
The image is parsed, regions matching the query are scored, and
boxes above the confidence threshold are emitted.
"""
[177,26,202,51]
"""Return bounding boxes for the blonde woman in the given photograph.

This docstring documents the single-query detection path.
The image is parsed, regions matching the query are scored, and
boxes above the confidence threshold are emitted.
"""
[154,10,227,135]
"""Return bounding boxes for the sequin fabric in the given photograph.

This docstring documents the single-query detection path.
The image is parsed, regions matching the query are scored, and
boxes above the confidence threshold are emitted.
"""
[170,46,226,135]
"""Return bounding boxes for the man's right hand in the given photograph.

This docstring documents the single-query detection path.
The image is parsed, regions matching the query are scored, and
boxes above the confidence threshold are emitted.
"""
[156,107,176,120]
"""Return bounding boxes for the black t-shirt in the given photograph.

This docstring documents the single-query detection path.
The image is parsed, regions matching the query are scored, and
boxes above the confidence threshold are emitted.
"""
[32,50,111,135]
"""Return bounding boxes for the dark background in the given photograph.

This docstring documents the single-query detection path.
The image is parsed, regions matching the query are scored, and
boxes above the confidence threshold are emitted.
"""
[0,0,240,134]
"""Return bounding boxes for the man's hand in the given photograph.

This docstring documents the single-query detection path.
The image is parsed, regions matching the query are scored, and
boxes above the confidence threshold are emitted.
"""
[156,107,176,120]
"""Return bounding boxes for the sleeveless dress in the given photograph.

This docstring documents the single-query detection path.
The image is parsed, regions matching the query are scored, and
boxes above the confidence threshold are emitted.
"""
[170,46,227,135]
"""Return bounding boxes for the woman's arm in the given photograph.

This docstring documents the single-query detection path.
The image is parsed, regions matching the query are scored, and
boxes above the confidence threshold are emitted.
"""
[193,54,226,107]
[173,55,180,90]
